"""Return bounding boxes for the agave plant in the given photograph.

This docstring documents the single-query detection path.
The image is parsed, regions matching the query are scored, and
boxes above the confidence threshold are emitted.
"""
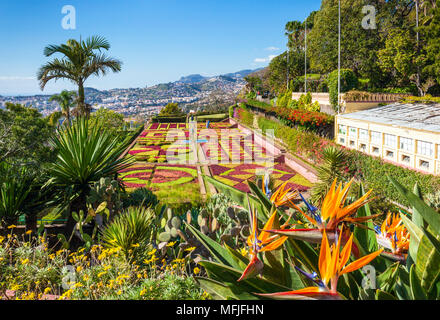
[101,206,156,259]
[46,117,133,236]
[0,163,34,227]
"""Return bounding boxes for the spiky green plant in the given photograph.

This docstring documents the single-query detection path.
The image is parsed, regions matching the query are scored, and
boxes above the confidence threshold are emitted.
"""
[101,206,156,259]
[0,163,34,227]
[47,117,133,236]
[310,146,347,204]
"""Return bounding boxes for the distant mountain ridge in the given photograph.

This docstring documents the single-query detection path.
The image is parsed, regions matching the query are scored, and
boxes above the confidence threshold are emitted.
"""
[175,68,263,84]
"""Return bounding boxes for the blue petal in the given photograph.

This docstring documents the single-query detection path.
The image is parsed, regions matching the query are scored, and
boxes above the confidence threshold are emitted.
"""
[299,193,318,213]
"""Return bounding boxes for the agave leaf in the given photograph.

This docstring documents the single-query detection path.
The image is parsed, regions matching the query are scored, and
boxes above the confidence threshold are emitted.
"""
[421,227,440,256]
[184,222,240,269]
[410,264,428,300]
[257,290,341,300]
[203,175,268,221]
[375,289,397,300]
[265,228,336,244]
[412,183,424,228]
[284,238,319,273]
[195,277,240,300]
[198,260,291,294]
[415,231,440,294]
[388,176,440,235]
[354,183,378,253]
[247,180,272,209]
[401,214,424,263]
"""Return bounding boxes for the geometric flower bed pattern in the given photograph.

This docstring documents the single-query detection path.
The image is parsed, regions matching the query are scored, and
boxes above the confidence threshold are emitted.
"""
[119,164,154,189]
[210,162,312,193]
[150,164,198,190]
[121,121,313,199]
[119,163,198,194]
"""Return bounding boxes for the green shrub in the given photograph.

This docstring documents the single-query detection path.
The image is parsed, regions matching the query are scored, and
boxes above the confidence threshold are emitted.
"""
[343,149,440,207]
[327,69,358,110]
[123,188,158,209]
[228,105,235,118]
[236,106,254,128]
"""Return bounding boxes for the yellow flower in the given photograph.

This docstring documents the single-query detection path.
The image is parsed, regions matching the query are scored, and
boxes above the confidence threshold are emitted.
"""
[97,271,107,278]
[167,241,177,247]
[117,290,122,295]
[131,243,140,248]
[25,230,32,235]
[147,249,157,256]
[184,246,196,252]
[76,266,83,272]
[44,287,51,294]
[140,289,147,296]
[7,225,17,229]
[21,258,30,265]
[193,267,200,275]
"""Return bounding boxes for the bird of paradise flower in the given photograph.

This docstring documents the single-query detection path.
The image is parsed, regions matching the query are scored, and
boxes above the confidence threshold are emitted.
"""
[266,178,382,245]
[375,212,409,256]
[257,227,384,299]
[237,206,288,282]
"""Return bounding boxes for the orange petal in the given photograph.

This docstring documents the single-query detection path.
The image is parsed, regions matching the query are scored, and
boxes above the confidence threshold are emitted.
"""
[260,236,288,252]
[339,233,353,271]
[237,255,264,282]
[340,248,384,275]
[257,287,340,300]
[319,230,332,284]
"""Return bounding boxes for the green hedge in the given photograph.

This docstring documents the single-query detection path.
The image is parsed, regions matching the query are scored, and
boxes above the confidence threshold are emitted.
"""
[256,115,333,164]
[236,105,255,128]
[152,115,187,123]
[195,113,228,122]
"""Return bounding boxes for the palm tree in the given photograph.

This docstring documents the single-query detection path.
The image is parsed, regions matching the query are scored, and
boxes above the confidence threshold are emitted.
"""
[37,36,122,116]
[47,117,133,237]
[49,90,76,125]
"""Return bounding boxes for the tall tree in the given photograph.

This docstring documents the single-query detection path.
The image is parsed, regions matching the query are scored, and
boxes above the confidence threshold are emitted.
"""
[49,90,77,125]
[0,103,54,166]
[423,0,440,85]
[307,0,385,85]
[37,36,122,116]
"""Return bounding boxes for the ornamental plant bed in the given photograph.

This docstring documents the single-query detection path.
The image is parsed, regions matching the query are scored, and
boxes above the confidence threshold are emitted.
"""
[149,165,199,189]
[210,162,312,193]
[119,164,154,189]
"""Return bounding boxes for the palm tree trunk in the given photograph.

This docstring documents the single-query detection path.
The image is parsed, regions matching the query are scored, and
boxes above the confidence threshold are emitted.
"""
[78,81,86,116]
[66,109,71,126]
[25,214,37,232]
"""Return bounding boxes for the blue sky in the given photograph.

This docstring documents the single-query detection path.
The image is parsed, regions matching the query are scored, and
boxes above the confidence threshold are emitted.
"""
[0,0,321,95]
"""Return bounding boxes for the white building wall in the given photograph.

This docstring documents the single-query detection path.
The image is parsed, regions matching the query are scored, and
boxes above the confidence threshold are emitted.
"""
[335,117,440,175]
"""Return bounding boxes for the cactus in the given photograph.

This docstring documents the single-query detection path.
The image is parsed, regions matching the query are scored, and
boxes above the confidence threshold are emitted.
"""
[87,178,123,222]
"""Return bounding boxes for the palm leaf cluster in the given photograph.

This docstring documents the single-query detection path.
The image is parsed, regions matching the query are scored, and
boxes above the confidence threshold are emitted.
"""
[37,36,122,116]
